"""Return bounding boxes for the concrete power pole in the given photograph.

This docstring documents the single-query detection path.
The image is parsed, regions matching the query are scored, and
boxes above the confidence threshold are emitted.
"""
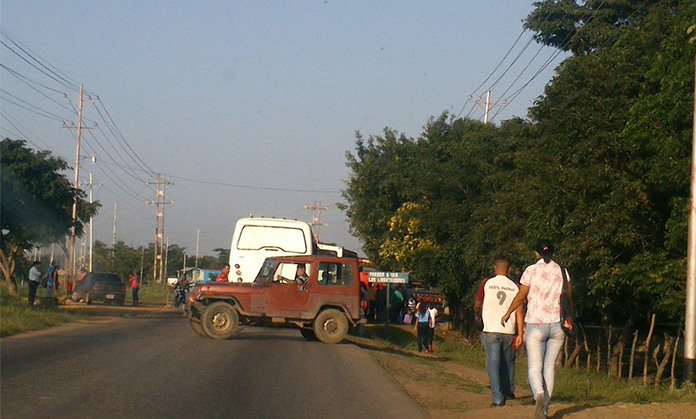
[304,201,328,243]
[146,176,173,284]
[484,90,492,125]
[67,84,84,289]
[685,24,696,383]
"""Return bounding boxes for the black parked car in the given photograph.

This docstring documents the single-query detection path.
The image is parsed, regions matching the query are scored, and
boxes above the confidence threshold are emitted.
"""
[72,272,126,305]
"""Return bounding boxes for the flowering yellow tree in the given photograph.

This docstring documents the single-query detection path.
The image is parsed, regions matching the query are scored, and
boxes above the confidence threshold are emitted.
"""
[379,202,437,273]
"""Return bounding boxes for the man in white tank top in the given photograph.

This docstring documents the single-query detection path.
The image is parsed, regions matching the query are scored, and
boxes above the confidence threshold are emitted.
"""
[475,258,524,407]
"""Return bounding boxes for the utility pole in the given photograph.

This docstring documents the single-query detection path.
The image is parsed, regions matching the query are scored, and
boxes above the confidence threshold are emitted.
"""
[195,229,200,270]
[67,84,84,289]
[63,84,94,288]
[111,203,118,270]
[146,175,173,284]
[139,245,145,285]
[304,201,328,242]
[484,90,492,125]
[685,24,696,383]
[86,156,100,272]
[474,90,503,125]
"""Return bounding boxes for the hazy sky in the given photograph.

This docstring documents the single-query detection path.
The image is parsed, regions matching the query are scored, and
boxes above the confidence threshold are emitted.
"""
[1,1,562,258]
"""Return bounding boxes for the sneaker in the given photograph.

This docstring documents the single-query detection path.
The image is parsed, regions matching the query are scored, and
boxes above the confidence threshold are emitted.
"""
[535,398,546,419]
[505,393,516,400]
[491,402,505,408]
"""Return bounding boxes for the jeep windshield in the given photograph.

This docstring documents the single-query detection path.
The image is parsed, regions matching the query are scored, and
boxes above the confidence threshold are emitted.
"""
[254,259,276,284]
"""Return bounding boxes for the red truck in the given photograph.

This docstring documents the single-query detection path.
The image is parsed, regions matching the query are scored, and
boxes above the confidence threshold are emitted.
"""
[185,254,365,344]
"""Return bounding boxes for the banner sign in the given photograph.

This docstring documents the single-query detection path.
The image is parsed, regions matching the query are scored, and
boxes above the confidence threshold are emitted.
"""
[368,271,409,284]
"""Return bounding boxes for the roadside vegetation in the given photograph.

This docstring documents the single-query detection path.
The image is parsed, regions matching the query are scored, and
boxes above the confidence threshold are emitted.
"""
[0,285,80,337]
[364,325,696,406]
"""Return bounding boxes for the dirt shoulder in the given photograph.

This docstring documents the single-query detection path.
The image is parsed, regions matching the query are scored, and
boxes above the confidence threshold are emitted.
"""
[348,327,696,419]
[369,350,696,418]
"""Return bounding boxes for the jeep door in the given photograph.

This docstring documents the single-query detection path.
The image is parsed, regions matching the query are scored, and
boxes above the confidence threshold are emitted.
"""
[264,261,311,318]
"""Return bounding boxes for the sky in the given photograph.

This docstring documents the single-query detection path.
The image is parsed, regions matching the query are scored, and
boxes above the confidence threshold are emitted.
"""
[1,1,564,260]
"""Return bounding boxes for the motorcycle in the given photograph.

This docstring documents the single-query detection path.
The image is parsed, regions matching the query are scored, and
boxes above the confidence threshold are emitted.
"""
[173,281,190,307]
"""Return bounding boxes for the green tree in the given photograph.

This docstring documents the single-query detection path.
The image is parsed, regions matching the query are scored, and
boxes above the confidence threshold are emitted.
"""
[0,139,99,294]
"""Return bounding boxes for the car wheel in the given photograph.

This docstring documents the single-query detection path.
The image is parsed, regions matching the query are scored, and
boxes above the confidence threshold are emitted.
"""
[190,319,206,337]
[201,302,240,340]
[313,309,348,344]
[300,328,317,341]
[85,292,91,305]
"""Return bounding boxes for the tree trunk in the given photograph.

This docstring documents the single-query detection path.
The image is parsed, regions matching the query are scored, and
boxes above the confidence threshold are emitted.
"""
[0,245,20,295]
[654,335,673,389]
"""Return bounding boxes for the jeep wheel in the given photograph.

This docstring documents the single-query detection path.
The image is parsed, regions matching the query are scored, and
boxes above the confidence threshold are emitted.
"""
[201,302,240,339]
[313,309,348,344]
[300,328,317,341]
[190,319,206,337]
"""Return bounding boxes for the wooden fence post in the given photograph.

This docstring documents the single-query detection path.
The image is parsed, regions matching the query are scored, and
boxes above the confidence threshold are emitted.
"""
[643,314,656,386]
[671,331,681,391]
[629,330,639,380]
[607,326,613,378]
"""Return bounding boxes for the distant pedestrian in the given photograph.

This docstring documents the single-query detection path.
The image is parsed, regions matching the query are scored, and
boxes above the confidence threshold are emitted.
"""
[129,272,140,305]
[46,262,56,297]
[414,301,430,353]
[501,241,569,419]
[427,304,438,352]
[476,258,523,407]
[28,261,42,306]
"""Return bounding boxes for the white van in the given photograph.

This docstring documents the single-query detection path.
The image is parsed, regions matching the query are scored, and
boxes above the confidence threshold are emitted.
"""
[228,217,315,283]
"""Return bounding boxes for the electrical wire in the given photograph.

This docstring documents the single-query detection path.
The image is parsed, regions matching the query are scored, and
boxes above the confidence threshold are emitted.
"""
[455,28,527,119]
[0,95,69,122]
[0,31,80,89]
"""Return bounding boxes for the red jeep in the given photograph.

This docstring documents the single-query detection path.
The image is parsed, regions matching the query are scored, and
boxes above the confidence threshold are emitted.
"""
[185,255,364,344]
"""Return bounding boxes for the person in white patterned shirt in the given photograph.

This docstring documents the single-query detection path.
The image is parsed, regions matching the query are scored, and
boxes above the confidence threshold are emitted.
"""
[501,241,570,419]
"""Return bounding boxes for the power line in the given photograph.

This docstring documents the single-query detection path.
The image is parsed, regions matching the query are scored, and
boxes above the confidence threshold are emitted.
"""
[490,0,609,120]
[456,28,527,118]
[0,31,79,89]
[0,39,77,91]
[93,97,157,175]
[0,63,72,95]
[0,94,69,122]
[166,173,341,194]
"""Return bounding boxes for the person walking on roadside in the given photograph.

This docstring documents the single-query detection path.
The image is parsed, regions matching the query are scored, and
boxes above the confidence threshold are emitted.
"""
[427,303,438,352]
[129,272,140,305]
[28,261,42,306]
[414,301,431,353]
[501,241,569,419]
[475,258,524,407]
[45,262,56,298]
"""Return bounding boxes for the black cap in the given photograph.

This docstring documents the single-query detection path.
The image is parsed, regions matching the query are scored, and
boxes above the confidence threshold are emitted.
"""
[535,240,554,256]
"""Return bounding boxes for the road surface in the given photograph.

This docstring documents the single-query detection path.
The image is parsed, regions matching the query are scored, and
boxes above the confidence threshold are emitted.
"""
[1,317,425,419]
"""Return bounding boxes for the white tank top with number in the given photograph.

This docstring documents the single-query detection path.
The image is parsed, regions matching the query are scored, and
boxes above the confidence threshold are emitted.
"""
[482,275,519,334]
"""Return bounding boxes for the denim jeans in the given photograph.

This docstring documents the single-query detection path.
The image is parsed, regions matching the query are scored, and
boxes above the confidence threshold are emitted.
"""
[525,322,565,413]
[481,332,515,404]
[417,322,429,352]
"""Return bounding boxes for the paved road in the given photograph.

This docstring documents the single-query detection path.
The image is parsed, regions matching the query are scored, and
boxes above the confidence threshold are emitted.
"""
[1,318,426,419]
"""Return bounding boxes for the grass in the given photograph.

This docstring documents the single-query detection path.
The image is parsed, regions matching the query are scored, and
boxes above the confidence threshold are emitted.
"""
[0,285,81,337]
[364,325,696,406]
[134,282,171,305]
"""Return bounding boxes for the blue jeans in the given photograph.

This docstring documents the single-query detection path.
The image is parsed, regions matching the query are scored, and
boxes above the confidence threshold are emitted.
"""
[481,332,515,404]
[525,322,565,413]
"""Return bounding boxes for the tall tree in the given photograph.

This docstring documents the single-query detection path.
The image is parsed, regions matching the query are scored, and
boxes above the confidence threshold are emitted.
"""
[0,139,99,293]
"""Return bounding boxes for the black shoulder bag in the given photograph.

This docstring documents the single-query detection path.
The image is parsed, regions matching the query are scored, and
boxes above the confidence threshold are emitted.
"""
[559,266,576,337]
